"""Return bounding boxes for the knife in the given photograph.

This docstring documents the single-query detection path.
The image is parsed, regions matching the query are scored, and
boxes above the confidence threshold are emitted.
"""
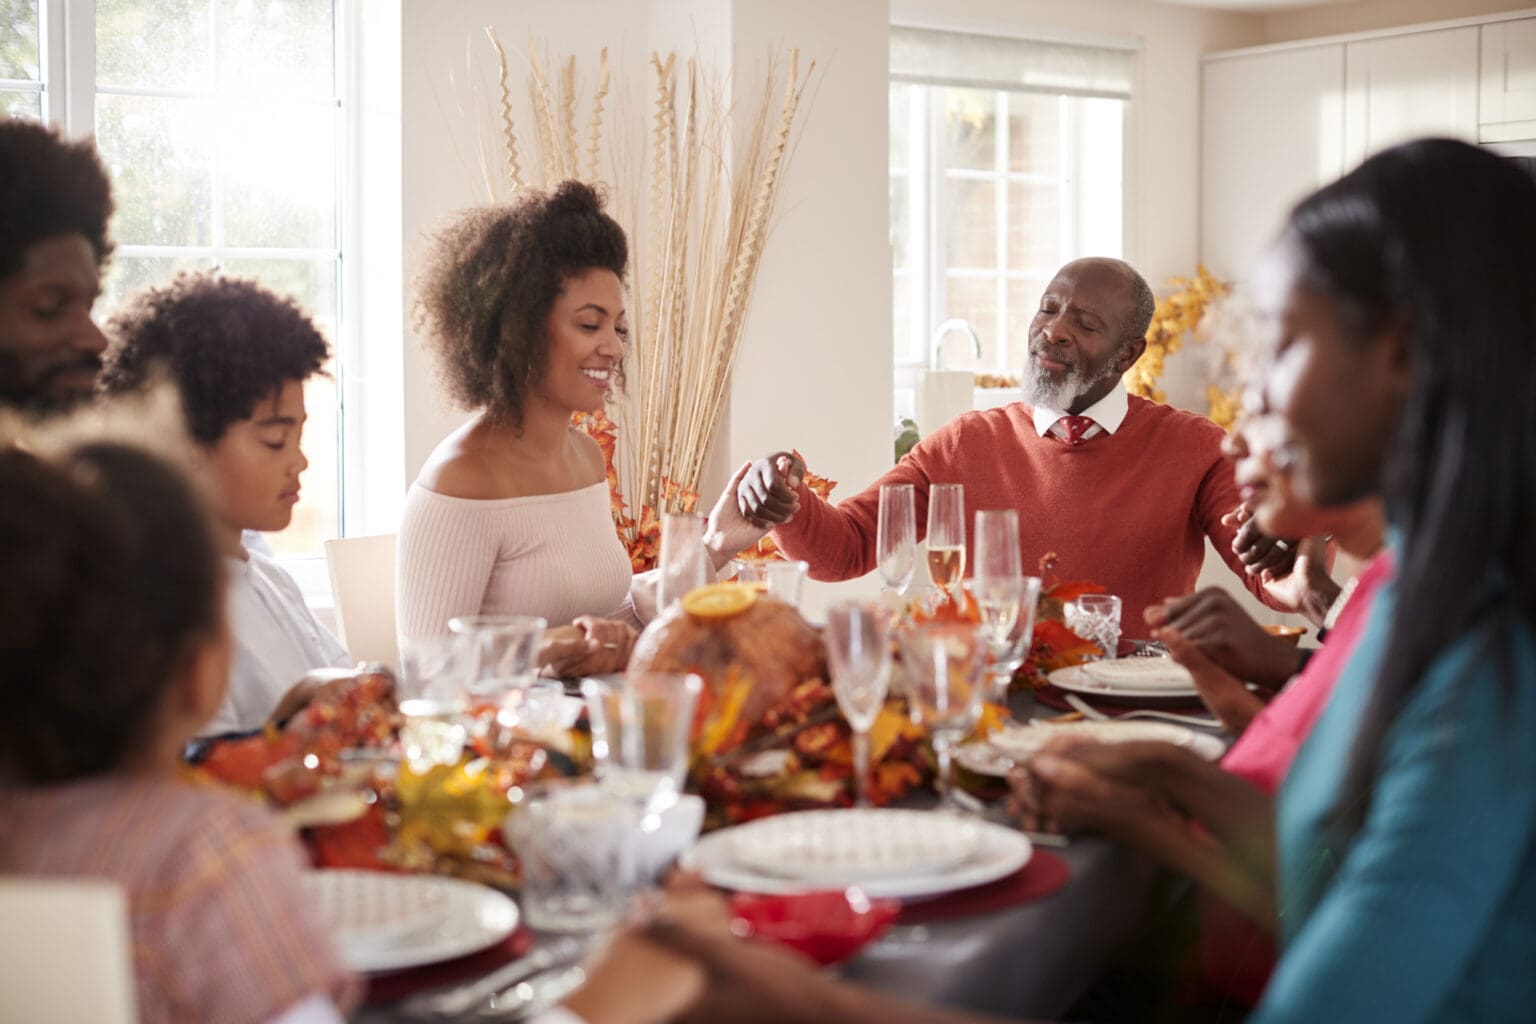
[404,935,586,1018]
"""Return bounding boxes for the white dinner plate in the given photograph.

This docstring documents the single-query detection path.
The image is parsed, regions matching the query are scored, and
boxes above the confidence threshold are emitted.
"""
[683,810,1032,899]
[988,720,1226,762]
[1048,663,1199,700]
[724,808,983,884]
[302,870,519,974]
[1081,658,1195,690]
[954,741,1016,778]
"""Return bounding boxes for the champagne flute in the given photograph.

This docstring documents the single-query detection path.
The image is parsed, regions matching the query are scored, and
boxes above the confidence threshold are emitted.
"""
[925,483,966,603]
[657,514,708,612]
[898,623,984,811]
[877,483,916,594]
[825,602,892,808]
[971,509,1024,701]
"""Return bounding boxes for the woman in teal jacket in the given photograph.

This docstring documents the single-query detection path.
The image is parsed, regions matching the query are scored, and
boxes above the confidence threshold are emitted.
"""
[1248,137,1536,1021]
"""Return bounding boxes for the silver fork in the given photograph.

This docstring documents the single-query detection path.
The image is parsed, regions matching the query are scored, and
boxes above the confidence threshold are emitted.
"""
[1062,693,1218,729]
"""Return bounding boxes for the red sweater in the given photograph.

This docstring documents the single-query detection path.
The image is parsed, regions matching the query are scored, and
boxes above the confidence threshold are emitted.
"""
[774,397,1277,637]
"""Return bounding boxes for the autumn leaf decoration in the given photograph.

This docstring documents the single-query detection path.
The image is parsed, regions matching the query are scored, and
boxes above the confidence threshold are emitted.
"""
[1126,265,1232,411]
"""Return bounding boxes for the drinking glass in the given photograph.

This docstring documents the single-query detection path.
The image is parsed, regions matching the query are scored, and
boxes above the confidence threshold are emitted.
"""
[730,558,769,587]
[396,636,471,770]
[877,483,916,594]
[582,672,703,819]
[657,513,709,612]
[764,559,809,608]
[972,509,1021,580]
[963,575,1042,703]
[448,614,546,699]
[925,484,966,602]
[1065,594,1123,660]
[504,783,630,933]
[897,623,984,811]
[825,602,892,808]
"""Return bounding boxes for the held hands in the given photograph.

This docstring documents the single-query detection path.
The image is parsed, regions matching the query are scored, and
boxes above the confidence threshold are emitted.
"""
[1008,739,1184,844]
[737,451,807,526]
[538,616,636,678]
[1145,588,1304,692]
[1225,504,1299,579]
[1153,621,1269,734]
[704,461,774,573]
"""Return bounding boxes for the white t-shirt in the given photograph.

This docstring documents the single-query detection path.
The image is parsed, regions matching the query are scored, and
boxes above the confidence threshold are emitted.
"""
[203,534,352,735]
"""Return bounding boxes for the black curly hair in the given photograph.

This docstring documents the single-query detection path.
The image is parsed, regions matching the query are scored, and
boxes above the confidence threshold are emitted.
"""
[100,272,330,443]
[415,180,628,428]
[0,442,223,784]
[0,119,114,279]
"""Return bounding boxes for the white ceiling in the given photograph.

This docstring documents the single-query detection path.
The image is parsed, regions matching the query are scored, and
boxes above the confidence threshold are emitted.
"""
[1151,0,1362,9]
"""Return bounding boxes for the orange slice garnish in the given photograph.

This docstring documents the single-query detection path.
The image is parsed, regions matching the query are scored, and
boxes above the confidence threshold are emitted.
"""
[682,582,759,620]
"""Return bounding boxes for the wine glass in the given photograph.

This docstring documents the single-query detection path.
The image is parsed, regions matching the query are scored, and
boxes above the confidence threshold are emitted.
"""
[657,513,709,612]
[877,483,916,594]
[898,623,984,811]
[825,602,892,808]
[925,483,966,603]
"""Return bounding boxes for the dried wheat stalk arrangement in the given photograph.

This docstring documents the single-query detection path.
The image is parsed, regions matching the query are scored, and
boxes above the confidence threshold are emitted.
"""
[481,30,813,564]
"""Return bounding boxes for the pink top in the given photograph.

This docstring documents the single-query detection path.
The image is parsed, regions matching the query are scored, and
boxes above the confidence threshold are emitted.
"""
[1222,551,1395,792]
[0,776,358,1024]
[396,480,634,641]
[1198,550,1394,1007]
[771,397,1281,636]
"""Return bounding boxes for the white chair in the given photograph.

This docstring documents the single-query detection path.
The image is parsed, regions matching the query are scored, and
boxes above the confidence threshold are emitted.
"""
[325,533,399,670]
[0,879,137,1022]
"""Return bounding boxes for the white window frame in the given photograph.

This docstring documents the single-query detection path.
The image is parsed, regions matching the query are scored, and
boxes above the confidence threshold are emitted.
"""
[34,0,380,602]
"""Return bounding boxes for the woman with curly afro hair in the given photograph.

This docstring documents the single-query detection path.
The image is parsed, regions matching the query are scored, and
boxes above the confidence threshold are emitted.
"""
[102,272,354,735]
[398,181,765,674]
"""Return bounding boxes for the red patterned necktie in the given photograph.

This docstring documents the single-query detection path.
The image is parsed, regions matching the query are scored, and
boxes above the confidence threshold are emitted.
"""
[1057,415,1096,446]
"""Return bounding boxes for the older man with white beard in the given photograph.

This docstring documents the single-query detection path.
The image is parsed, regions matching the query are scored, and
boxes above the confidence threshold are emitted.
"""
[738,257,1293,636]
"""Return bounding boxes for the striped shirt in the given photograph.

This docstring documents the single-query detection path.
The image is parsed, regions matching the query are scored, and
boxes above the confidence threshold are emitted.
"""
[1,775,358,1024]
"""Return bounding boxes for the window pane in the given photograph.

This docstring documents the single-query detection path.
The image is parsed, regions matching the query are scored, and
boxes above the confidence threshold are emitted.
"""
[893,271,918,364]
[219,257,337,323]
[1,0,39,79]
[96,0,212,91]
[1007,181,1060,272]
[217,0,334,99]
[943,177,996,270]
[1,88,40,120]
[939,87,995,171]
[1008,93,1060,176]
[221,101,337,249]
[936,276,994,371]
[100,254,214,316]
[1005,277,1052,372]
[97,94,214,246]
[889,82,909,167]
[889,174,910,269]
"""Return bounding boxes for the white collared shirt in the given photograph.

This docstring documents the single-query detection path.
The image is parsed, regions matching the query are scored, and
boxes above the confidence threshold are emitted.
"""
[1030,382,1130,442]
[202,533,352,735]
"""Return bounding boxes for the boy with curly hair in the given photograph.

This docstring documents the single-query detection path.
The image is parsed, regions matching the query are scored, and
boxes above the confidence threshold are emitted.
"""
[102,272,352,733]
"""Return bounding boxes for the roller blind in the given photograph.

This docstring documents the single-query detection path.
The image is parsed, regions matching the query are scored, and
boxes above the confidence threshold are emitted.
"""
[891,25,1136,101]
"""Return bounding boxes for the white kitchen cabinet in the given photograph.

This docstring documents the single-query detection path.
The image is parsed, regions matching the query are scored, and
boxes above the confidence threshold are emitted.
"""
[1202,44,1345,284]
[1343,26,1481,167]
[1481,17,1536,142]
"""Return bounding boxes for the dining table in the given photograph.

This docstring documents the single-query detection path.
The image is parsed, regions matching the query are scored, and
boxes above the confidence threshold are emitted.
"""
[352,689,1228,1023]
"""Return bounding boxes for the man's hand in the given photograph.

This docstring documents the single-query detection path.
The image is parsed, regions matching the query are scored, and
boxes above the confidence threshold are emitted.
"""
[1225,504,1298,578]
[1009,740,1184,843]
[737,451,806,525]
[1145,587,1304,690]
[705,461,773,572]
[1257,534,1340,628]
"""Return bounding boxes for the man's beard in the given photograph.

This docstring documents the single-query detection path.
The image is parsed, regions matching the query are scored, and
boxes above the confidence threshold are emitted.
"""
[0,349,103,414]
[1022,348,1123,411]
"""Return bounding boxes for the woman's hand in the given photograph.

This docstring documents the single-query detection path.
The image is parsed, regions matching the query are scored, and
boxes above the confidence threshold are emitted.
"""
[1009,738,1180,841]
[705,461,774,572]
[1145,587,1304,690]
[736,452,805,526]
[1157,625,1268,734]
[538,617,635,678]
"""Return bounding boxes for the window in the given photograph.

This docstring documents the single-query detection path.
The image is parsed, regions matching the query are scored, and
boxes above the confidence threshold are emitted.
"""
[22,0,353,562]
[1,1,43,120]
[890,26,1133,426]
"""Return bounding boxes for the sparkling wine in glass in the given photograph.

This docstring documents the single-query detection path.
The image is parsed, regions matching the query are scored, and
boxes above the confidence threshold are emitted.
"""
[926,484,966,601]
[898,623,984,811]
[877,483,916,594]
[825,602,892,808]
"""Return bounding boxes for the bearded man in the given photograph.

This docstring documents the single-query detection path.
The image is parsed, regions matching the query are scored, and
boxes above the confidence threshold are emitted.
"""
[0,120,114,413]
[737,257,1293,635]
